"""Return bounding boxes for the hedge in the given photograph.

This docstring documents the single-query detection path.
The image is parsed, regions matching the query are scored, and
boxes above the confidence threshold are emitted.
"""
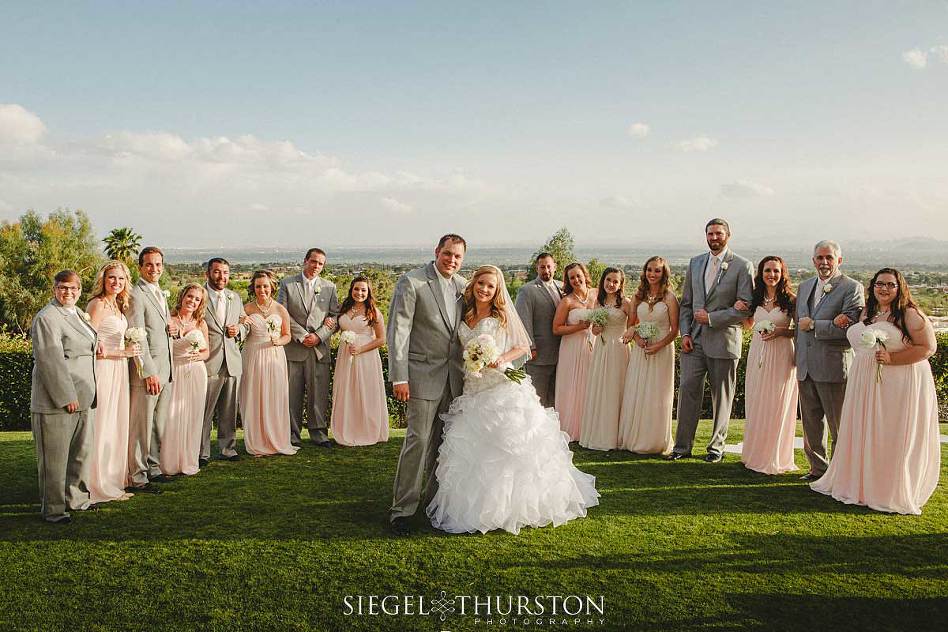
[2,331,946,432]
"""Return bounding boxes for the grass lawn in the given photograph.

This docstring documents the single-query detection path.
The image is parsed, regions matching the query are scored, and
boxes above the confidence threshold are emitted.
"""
[0,421,946,632]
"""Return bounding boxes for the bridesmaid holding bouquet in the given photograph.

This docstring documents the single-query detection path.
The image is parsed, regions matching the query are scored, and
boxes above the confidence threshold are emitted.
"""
[552,263,594,441]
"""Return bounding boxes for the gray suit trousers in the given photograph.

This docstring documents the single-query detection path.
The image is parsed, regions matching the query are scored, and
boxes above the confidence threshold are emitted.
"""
[390,388,453,522]
[674,342,738,457]
[128,380,174,484]
[525,363,556,408]
[287,354,330,444]
[31,410,92,521]
[798,376,846,476]
[202,368,239,459]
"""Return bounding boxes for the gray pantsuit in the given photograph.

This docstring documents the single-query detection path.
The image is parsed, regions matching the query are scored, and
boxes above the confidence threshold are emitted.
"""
[29,300,98,521]
[387,262,465,522]
[674,249,754,458]
[795,273,865,475]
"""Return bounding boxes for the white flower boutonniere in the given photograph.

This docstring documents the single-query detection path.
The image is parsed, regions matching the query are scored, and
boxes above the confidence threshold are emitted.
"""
[720,261,729,271]
[162,289,171,298]
[823,283,833,294]
[78,310,92,323]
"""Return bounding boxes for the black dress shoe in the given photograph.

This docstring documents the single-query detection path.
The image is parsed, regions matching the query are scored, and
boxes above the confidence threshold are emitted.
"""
[390,518,411,536]
[131,483,162,495]
[800,472,822,481]
[226,454,241,462]
[315,440,332,448]
[150,475,174,484]
[199,458,209,468]
[82,503,101,512]
[47,516,72,525]
[665,452,691,461]
[703,453,724,463]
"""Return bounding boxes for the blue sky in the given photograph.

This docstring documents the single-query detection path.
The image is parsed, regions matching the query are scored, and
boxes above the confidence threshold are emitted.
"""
[1,1,946,249]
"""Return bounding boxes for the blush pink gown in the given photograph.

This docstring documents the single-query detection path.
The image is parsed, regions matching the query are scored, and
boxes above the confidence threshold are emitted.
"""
[88,313,131,502]
[330,313,389,446]
[160,320,208,476]
[811,320,940,515]
[239,314,299,457]
[618,301,674,455]
[741,306,799,474]
[579,306,630,451]
[553,307,593,441]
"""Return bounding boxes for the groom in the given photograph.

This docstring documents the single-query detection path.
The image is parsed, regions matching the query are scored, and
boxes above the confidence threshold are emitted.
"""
[387,234,467,536]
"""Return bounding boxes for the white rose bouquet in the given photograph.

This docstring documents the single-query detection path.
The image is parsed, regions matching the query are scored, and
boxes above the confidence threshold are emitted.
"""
[753,320,776,367]
[462,334,527,383]
[183,329,206,355]
[339,330,357,347]
[123,327,148,378]
[859,328,889,383]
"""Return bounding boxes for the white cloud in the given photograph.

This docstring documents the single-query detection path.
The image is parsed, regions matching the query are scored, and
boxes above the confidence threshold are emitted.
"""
[720,180,775,198]
[930,45,948,64]
[380,196,414,214]
[0,104,47,144]
[600,195,638,209]
[677,136,718,152]
[902,48,928,69]
[627,122,650,138]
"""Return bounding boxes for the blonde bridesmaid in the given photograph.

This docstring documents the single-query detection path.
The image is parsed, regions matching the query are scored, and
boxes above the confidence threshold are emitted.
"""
[812,268,940,515]
[239,270,299,457]
[330,276,389,446]
[86,261,138,502]
[618,257,678,455]
[161,284,210,476]
[579,267,632,451]
[740,256,799,474]
[552,263,594,441]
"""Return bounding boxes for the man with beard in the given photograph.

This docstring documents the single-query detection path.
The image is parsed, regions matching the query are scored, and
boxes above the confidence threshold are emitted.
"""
[515,253,563,407]
[669,219,754,463]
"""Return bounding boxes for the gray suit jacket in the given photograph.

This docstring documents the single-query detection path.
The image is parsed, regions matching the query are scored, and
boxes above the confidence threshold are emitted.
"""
[387,262,465,401]
[30,300,98,413]
[515,278,563,366]
[277,273,340,363]
[679,249,754,360]
[127,280,173,383]
[203,285,249,378]
[795,273,865,383]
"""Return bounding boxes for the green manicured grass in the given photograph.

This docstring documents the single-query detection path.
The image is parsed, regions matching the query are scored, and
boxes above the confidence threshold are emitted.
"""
[1,422,946,632]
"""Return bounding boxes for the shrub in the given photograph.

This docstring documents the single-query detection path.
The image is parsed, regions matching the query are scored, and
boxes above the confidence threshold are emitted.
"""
[0,330,33,431]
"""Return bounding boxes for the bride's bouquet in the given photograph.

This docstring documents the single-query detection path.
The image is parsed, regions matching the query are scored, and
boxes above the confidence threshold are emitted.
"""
[588,308,610,344]
[859,328,889,383]
[462,334,526,383]
[123,327,148,378]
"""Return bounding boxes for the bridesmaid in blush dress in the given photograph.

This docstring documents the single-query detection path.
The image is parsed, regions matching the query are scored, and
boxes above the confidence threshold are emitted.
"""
[618,257,679,455]
[552,262,594,441]
[330,276,389,446]
[239,270,299,457]
[579,267,633,451]
[86,261,139,502]
[812,268,940,515]
[740,256,799,475]
[161,284,210,476]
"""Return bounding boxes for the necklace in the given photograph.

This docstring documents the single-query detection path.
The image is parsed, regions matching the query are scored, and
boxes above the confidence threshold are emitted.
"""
[103,297,120,313]
[575,291,590,306]
[646,293,661,306]
[256,298,274,317]
[763,295,776,305]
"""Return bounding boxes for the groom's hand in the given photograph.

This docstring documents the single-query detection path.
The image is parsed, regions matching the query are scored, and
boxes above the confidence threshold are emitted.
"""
[394,383,410,402]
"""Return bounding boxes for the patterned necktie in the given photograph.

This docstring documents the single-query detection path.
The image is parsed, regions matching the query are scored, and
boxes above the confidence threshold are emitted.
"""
[705,256,720,292]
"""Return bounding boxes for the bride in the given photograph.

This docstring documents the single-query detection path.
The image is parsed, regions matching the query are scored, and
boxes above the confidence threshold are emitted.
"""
[427,265,600,535]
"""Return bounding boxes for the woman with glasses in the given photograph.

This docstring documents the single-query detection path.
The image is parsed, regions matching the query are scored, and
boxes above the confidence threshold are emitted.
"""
[811,268,940,514]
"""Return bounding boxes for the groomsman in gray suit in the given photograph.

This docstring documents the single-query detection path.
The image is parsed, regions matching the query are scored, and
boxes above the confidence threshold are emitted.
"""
[795,240,865,481]
[201,257,249,465]
[30,270,98,523]
[388,234,467,536]
[515,252,562,407]
[277,248,340,447]
[671,218,754,463]
[127,246,176,492]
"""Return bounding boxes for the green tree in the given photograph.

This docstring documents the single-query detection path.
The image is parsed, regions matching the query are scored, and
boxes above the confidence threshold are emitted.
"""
[103,226,143,267]
[0,209,104,333]
[528,227,576,280]
[586,257,606,289]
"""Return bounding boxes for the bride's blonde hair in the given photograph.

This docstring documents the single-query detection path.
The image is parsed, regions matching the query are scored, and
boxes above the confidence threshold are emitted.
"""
[462,266,508,329]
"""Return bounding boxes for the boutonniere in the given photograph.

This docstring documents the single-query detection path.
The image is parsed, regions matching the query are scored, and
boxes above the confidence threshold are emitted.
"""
[162,290,171,298]
[78,310,92,323]
[720,261,729,271]
[228,291,237,301]
[822,283,833,294]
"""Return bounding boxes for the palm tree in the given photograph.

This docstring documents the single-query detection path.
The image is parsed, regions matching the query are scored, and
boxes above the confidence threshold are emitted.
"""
[102,227,142,265]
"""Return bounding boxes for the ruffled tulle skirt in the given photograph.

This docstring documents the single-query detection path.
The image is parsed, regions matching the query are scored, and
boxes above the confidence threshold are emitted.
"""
[427,373,600,535]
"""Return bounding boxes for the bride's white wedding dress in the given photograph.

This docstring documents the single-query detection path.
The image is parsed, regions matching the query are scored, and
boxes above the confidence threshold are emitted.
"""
[427,317,600,535]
